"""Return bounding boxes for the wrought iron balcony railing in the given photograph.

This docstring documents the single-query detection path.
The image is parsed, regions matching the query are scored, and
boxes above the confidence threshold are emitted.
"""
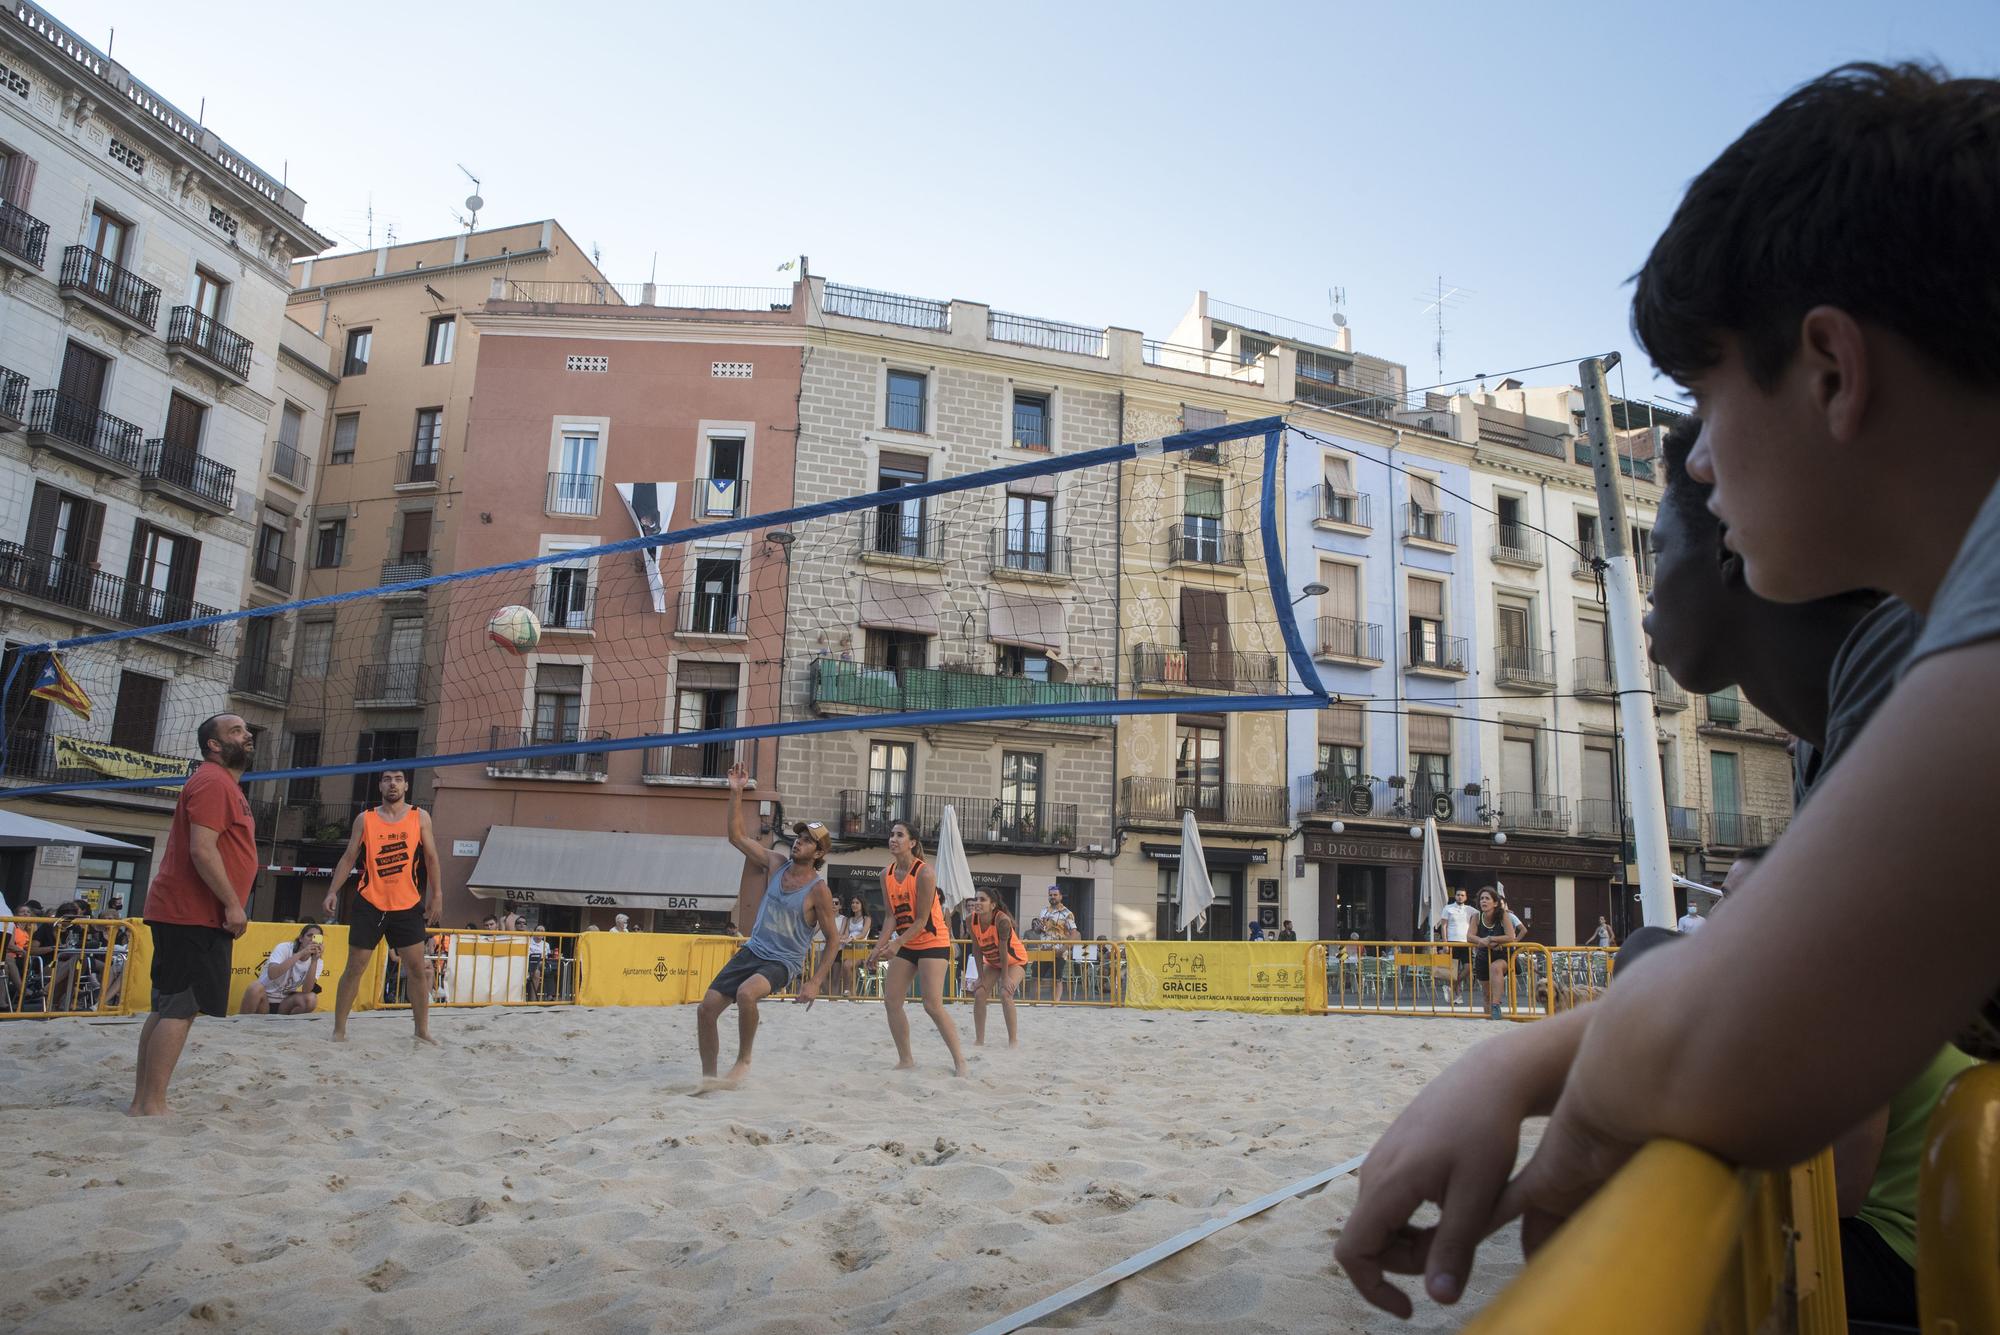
[141,438,236,510]
[1315,484,1371,528]
[1314,616,1383,662]
[0,200,49,268]
[1119,776,1288,829]
[990,527,1072,576]
[59,246,160,328]
[354,662,426,706]
[0,540,219,647]
[167,306,252,379]
[1494,791,1570,835]
[1404,631,1468,674]
[487,727,609,779]
[836,790,1081,849]
[1495,645,1556,690]
[810,658,1114,726]
[1130,644,1281,691]
[859,511,946,563]
[1404,504,1456,546]
[546,471,601,516]
[1492,523,1543,567]
[232,656,291,702]
[25,390,143,470]
[675,590,749,636]
[1166,522,1244,567]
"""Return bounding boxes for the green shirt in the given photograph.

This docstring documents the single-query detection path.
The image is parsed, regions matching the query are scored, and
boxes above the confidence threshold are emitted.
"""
[1854,1045,1984,1267]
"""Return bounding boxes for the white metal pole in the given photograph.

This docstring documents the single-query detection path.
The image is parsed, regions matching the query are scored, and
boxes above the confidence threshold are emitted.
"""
[1579,356,1677,929]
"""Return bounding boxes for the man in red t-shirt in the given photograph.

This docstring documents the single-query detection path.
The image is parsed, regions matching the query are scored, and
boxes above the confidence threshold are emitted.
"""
[128,714,255,1117]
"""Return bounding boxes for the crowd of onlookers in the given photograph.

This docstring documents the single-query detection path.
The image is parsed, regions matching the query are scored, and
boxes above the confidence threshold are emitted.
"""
[1,895,132,1014]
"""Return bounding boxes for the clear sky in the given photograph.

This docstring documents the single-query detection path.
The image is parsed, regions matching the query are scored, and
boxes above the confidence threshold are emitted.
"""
[48,0,2000,397]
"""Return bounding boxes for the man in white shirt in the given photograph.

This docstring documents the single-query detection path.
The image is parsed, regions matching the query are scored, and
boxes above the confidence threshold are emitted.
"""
[240,923,327,1015]
[1677,903,1705,934]
[1440,887,1477,1004]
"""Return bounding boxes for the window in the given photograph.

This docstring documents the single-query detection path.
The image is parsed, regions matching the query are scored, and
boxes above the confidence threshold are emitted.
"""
[866,740,914,828]
[1183,404,1225,432]
[298,620,333,679]
[1408,576,1446,666]
[1321,453,1358,523]
[330,413,358,464]
[1497,599,1533,676]
[124,523,197,622]
[689,555,742,634]
[397,510,432,563]
[58,340,109,409]
[424,315,455,366]
[1236,333,1275,366]
[163,392,206,452]
[191,267,227,322]
[1630,523,1655,583]
[552,430,599,515]
[1003,494,1053,570]
[350,729,418,809]
[1710,751,1743,842]
[254,521,287,587]
[109,671,166,754]
[872,453,929,556]
[1409,712,1452,813]
[1180,587,1233,688]
[1318,561,1364,657]
[865,628,929,670]
[1175,720,1225,817]
[671,661,739,779]
[1318,741,1362,786]
[287,731,320,803]
[1501,724,1539,801]
[1576,511,1599,557]
[1707,685,1742,725]
[314,518,346,568]
[885,369,926,433]
[410,408,442,481]
[25,483,105,580]
[531,663,584,743]
[997,644,1052,682]
[1000,752,1044,831]
[241,616,275,673]
[1180,476,1224,562]
[84,206,127,264]
[1584,744,1618,805]
[544,548,591,631]
[278,403,304,452]
[344,327,372,376]
[1317,703,1365,797]
[1012,392,1050,451]
[0,146,37,210]
[700,436,746,517]
[1407,473,1446,542]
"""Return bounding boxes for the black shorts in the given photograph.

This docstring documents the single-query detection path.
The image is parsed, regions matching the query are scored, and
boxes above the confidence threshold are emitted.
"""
[707,947,792,1001]
[1471,948,1495,976]
[898,946,953,964]
[147,922,232,1019]
[349,901,429,953]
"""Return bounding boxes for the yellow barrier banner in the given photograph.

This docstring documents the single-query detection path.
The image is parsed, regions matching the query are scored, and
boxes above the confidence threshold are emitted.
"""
[119,921,152,1015]
[576,932,701,1007]
[53,735,195,787]
[1122,941,1317,1014]
[228,923,353,1015]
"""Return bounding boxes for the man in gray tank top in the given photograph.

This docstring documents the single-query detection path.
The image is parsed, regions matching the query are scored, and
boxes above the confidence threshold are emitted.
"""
[696,764,843,1087]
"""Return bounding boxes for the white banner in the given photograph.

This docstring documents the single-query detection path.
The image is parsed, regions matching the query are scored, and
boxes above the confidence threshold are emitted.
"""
[614,482,679,614]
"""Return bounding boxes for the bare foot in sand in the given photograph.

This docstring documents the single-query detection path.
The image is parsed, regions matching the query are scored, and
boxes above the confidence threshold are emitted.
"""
[330,1029,349,1043]
[125,1101,166,1117]
[413,1033,439,1047]
[894,1059,917,1071]
[953,1061,968,1078]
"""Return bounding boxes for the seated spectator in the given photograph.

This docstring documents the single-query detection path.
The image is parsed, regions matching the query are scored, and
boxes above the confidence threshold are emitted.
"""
[527,931,551,1000]
[611,913,632,933]
[1278,920,1298,942]
[241,923,327,1015]
[1248,921,1267,942]
[45,901,93,1012]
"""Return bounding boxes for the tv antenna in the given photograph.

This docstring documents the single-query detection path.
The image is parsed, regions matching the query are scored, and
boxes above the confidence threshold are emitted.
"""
[452,164,484,232]
[1415,276,1472,381]
[1327,286,1348,330]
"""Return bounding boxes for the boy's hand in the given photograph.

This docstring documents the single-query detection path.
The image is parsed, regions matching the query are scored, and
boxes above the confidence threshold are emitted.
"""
[1492,1086,1642,1249]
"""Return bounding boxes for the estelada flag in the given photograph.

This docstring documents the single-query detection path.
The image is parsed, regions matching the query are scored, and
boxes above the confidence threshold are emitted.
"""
[28,653,92,721]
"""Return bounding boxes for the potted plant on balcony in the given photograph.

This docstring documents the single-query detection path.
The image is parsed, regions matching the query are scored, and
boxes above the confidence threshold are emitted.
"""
[988,801,1004,843]
[1051,824,1075,847]
[842,811,862,837]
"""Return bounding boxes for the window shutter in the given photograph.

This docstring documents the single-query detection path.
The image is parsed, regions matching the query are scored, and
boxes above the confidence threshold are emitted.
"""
[878,450,930,478]
[1408,712,1452,753]
[1408,474,1441,512]
[2,154,34,209]
[1323,454,1353,493]
[79,500,105,567]
[124,522,149,587]
[1183,405,1225,431]
[677,661,739,691]
[1318,702,1364,745]
[167,535,199,604]
[1408,577,1444,619]
[400,510,432,557]
[1323,563,1359,622]
[535,662,585,691]
[26,484,58,554]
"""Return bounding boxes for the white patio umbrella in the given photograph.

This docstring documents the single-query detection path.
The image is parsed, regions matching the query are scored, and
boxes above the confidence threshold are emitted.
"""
[1417,817,1449,940]
[0,809,143,851]
[933,804,974,915]
[1174,809,1215,938]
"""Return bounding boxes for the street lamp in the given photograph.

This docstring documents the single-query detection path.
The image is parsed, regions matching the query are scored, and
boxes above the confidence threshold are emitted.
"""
[1290,582,1329,606]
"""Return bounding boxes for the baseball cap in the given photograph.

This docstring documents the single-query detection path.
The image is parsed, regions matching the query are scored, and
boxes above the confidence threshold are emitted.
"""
[793,820,830,851]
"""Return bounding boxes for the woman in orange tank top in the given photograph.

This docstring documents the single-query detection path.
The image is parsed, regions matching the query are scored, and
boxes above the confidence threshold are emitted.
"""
[864,820,967,1076]
[969,886,1027,1049]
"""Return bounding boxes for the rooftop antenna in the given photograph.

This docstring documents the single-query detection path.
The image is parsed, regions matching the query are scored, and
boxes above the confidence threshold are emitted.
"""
[452,163,484,232]
[366,198,373,249]
[1327,286,1348,329]
[1416,276,1472,382]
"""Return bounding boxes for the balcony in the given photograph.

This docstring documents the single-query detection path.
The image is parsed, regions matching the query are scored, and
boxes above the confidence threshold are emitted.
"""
[25,390,143,474]
[0,199,49,271]
[1491,523,1543,568]
[380,557,432,590]
[1668,805,1700,844]
[1403,504,1456,547]
[837,790,1081,850]
[990,527,1072,579]
[0,364,27,432]
[823,282,949,331]
[0,541,220,649]
[1572,538,1602,580]
[1495,645,1556,691]
[642,738,741,784]
[689,475,749,520]
[1404,632,1468,676]
[675,590,749,638]
[354,662,425,707]
[1653,666,1688,711]
[487,727,609,781]
[1314,485,1371,529]
[1574,657,1618,699]
[269,440,309,490]
[546,471,601,517]
[1494,792,1570,836]
[987,309,1106,359]
[811,657,1114,731]
[1698,693,1789,740]
[859,512,947,566]
[1119,776,1288,830]
[231,656,291,705]
[140,439,237,515]
[1166,522,1244,568]
[1409,779,1471,824]
[1577,799,1625,839]
[398,450,441,488]
[252,550,296,595]
[58,246,160,334]
[1297,771,1388,819]
[1130,644,1281,692]
[1313,616,1383,664]
[166,306,252,383]
[1707,811,1766,849]
[537,581,593,633]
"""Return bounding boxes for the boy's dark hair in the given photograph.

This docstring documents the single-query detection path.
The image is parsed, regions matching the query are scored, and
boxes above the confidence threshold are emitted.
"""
[1633,63,2000,390]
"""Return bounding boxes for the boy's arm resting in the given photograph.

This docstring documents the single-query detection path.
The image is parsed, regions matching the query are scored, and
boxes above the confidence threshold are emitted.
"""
[1502,646,2000,1226]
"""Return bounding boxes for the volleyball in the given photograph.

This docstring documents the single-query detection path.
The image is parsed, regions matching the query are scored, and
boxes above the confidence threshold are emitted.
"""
[488,604,542,654]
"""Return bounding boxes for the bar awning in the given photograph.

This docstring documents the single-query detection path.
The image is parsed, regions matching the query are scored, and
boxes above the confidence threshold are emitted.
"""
[465,827,746,911]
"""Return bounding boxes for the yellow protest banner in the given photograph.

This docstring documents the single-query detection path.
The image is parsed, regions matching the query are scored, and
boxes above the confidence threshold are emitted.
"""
[227,923,353,1015]
[53,736,195,787]
[1122,941,1318,1014]
[576,932,702,1007]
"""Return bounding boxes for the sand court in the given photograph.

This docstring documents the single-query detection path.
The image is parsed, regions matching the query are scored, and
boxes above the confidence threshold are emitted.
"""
[0,1004,1523,1333]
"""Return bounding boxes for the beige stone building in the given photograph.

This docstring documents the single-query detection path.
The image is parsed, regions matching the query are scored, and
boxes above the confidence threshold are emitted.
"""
[272,222,607,903]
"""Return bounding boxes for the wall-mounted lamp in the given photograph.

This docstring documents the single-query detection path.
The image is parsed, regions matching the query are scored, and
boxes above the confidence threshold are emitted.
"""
[1290,582,1329,607]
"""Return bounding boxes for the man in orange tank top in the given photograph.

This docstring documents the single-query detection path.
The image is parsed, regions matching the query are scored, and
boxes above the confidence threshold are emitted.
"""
[323,770,442,1043]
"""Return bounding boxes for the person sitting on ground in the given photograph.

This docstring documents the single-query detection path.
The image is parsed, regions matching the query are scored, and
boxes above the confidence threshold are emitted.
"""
[241,922,327,1015]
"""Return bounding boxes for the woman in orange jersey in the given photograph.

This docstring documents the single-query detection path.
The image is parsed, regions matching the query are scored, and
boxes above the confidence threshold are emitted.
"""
[968,887,1027,1049]
[864,820,967,1076]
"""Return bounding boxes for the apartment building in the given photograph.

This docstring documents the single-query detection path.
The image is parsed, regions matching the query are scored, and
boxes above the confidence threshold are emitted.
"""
[0,2,328,910]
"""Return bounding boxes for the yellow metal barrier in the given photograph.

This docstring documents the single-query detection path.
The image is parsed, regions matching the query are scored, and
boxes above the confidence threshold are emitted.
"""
[1918,1061,2000,1334]
[376,929,584,1008]
[2,915,139,1017]
[1320,939,1556,1019]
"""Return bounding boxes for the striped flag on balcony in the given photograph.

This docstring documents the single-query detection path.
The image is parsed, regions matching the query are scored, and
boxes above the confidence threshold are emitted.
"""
[29,653,92,721]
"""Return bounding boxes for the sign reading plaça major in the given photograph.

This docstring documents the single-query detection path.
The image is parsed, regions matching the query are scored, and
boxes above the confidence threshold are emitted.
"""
[615,482,680,614]
[1121,941,1318,1014]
